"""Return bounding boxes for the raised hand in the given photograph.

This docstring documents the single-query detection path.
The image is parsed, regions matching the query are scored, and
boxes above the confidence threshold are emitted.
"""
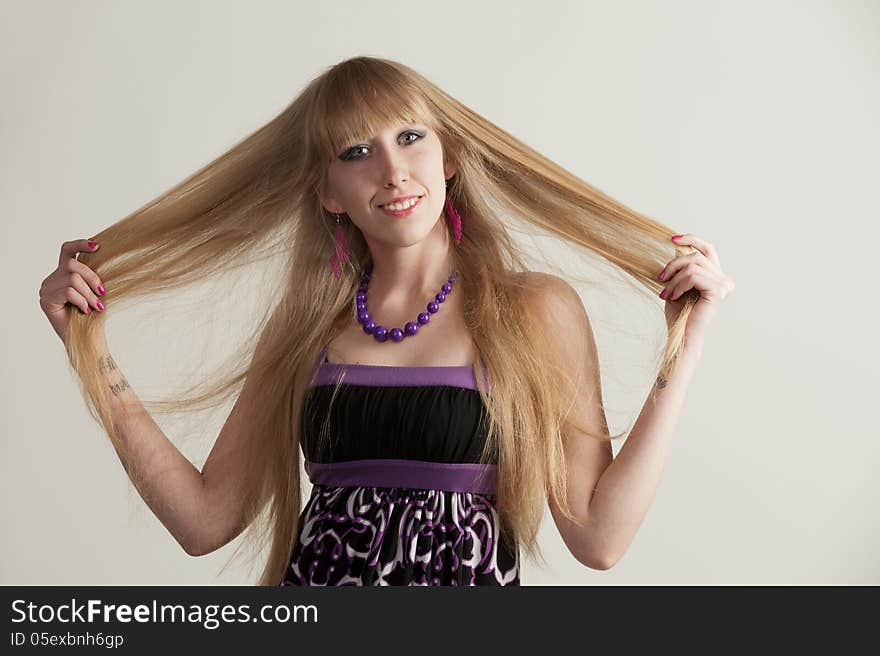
[657,233,735,341]
[38,239,107,348]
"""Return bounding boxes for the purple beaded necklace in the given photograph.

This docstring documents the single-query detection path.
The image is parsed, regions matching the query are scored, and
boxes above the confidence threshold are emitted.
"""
[357,263,459,343]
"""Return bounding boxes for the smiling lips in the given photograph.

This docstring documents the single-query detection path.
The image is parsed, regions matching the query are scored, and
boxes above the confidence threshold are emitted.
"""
[379,195,423,217]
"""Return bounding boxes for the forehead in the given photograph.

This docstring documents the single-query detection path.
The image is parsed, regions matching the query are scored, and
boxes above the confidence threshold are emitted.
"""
[319,81,437,154]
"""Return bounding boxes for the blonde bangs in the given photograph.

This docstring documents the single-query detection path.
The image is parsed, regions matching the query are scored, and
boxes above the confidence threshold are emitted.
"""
[313,61,439,163]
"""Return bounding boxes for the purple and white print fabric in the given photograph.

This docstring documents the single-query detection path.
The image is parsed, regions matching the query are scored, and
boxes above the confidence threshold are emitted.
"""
[280,484,520,586]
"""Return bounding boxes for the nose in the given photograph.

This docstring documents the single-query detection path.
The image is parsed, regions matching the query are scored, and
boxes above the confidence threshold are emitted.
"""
[378,146,408,189]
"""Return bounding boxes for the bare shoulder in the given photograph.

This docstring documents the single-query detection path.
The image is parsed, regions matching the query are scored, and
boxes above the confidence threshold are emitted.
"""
[517,271,584,316]
[516,270,599,387]
[515,270,595,367]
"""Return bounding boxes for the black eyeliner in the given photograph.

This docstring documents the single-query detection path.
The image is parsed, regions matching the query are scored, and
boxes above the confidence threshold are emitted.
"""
[338,129,425,161]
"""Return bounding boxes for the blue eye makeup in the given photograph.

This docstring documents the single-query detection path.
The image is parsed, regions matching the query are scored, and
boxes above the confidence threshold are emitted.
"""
[338,129,426,161]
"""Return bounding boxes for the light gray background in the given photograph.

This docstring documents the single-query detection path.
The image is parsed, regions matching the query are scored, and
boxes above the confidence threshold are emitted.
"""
[3,0,878,584]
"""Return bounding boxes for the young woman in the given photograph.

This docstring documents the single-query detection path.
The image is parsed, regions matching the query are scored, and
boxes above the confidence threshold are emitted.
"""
[39,56,734,586]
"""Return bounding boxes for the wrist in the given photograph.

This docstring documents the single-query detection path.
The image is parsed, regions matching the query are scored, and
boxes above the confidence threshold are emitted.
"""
[681,333,705,360]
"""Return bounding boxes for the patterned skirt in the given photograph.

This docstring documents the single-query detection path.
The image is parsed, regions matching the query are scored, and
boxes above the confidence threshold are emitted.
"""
[280,481,520,586]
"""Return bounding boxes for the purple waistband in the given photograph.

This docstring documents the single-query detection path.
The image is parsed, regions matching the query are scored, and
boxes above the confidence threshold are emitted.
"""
[304,458,498,495]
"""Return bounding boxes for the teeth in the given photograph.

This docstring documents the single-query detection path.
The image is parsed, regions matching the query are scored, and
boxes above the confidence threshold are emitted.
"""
[384,197,419,211]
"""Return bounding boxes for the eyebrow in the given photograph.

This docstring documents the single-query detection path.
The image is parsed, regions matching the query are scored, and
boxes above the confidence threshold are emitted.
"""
[338,124,426,149]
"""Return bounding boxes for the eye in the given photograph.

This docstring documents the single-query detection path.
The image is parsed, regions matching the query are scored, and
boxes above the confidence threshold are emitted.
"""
[342,145,369,161]
[401,130,423,145]
[339,130,425,161]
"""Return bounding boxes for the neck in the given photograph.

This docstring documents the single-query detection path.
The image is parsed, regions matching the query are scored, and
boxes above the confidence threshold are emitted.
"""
[364,219,457,307]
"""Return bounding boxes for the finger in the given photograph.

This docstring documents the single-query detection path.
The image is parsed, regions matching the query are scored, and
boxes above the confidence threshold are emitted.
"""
[658,252,704,283]
[65,270,105,313]
[65,258,106,297]
[63,286,92,315]
[663,268,725,302]
[660,266,713,301]
[60,239,99,267]
[671,234,720,266]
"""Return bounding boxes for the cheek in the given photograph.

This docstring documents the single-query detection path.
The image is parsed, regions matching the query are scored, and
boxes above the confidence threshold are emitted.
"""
[415,154,446,188]
[332,176,367,205]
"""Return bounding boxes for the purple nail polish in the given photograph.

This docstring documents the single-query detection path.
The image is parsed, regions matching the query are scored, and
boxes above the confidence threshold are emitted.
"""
[97,284,105,296]
[96,300,105,311]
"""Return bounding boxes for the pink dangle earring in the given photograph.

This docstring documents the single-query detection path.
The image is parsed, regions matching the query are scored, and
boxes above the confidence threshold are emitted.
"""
[329,212,351,279]
[444,181,462,246]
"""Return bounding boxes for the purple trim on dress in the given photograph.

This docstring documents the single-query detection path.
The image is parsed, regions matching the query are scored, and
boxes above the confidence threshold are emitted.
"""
[308,345,491,392]
[305,458,498,495]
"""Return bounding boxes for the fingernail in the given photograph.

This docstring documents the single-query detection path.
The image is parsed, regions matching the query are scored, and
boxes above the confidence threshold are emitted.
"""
[96,300,105,311]
[97,284,105,296]
[672,235,683,240]
[658,271,665,281]
[88,241,98,249]
[85,306,91,314]
[659,288,667,299]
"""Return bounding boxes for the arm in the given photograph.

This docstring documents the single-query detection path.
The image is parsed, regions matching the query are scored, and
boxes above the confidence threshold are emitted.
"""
[92,302,283,557]
[588,231,730,567]
[92,331,208,556]
[533,272,701,570]
[583,338,702,569]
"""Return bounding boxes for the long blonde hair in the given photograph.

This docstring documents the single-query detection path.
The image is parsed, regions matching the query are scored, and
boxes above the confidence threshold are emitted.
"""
[66,56,696,585]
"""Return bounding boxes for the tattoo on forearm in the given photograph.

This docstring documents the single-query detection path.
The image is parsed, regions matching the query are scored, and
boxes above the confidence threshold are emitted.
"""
[98,354,117,374]
[98,353,131,396]
[653,349,683,391]
[109,378,131,396]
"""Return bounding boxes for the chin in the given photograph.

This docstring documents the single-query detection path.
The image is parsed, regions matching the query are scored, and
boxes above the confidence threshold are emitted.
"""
[378,219,438,245]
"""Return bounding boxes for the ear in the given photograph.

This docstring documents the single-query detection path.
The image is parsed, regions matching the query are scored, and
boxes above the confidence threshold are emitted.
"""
[316,181,344,214]
[444,159,457,183]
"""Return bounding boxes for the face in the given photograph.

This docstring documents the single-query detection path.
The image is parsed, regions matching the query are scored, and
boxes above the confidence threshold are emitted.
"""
[318,122,456,247]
